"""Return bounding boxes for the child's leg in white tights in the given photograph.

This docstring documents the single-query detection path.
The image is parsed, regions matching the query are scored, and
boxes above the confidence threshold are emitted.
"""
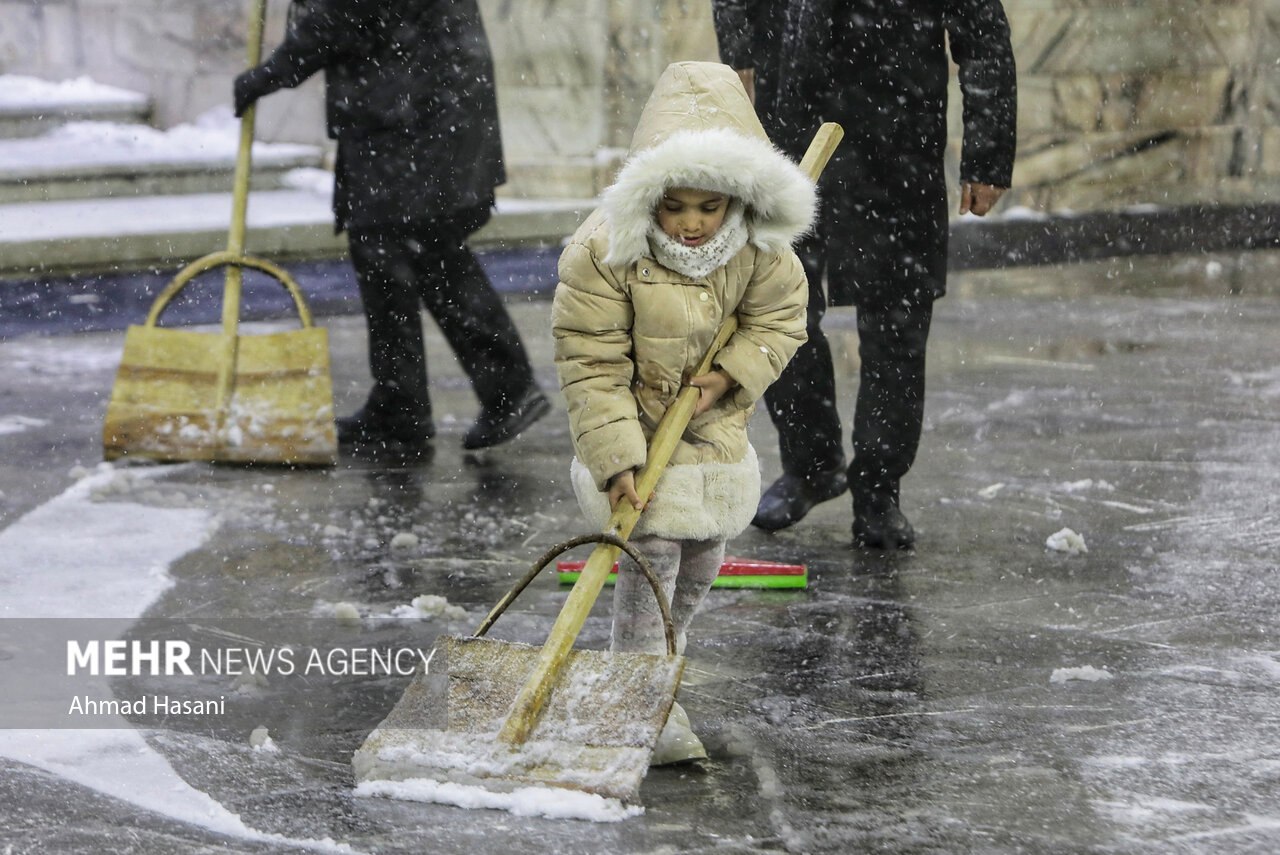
[612,536,680,655]
[611,536,726,656]
[668,538,726,653]
[611,535,724,765]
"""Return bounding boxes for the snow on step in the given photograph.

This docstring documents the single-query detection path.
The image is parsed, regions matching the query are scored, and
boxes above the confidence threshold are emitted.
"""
[0,117,322,203]
[0,188,594,275]
[0,188,343,275]
[0,74,151,136]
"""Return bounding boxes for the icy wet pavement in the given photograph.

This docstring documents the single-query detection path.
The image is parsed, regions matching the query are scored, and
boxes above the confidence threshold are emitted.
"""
[0,250,1277,853]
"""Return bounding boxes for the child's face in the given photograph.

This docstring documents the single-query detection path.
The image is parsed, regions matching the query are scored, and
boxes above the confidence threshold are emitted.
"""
[656,187,730,248]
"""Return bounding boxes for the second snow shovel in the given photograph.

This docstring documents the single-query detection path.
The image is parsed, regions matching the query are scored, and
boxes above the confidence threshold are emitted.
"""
[353,122,846,808]
[102,0,337,466]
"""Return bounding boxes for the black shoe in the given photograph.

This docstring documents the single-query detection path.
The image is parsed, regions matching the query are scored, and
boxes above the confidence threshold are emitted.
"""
[752,467,849,531]
[852,493,915,550]
[462,388,551,450]
[337,407,434,454]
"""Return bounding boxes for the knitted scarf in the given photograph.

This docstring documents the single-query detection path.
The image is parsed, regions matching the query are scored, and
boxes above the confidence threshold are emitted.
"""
[645,200,748,279]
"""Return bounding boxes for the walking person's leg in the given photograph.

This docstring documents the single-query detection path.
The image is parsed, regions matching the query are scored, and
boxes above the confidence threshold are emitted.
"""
[339,227,436,450]
[754,239,849,530]
[849,297,933,548]
[410,205,549,449]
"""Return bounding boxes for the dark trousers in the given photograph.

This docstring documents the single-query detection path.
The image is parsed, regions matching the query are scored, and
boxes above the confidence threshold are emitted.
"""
[346,207,535,426]
[763,247,933,498]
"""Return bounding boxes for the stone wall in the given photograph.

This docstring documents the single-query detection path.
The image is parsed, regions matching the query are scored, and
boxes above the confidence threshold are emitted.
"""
[1000,0,1280,212]
[1,0,1276,211]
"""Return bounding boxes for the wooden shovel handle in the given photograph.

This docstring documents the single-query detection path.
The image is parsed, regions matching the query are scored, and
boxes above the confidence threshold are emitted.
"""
[799,122,844,183]
[221,0,270,336]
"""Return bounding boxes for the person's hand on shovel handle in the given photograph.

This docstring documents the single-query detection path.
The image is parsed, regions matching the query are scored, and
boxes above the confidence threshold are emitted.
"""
[609,470,647,512]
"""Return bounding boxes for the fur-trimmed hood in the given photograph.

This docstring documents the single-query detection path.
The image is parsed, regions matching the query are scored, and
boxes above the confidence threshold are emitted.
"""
[603,61,817,267]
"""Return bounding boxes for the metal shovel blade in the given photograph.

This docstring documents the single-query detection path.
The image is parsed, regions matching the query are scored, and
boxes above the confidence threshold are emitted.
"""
[353,636,684,803]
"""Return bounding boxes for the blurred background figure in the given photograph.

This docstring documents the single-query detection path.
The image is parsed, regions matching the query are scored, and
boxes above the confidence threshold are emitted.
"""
[234,0,549,455]
[712,0,1017,548]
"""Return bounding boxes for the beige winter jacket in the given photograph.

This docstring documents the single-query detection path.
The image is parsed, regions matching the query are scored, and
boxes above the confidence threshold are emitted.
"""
[552,62,816,540]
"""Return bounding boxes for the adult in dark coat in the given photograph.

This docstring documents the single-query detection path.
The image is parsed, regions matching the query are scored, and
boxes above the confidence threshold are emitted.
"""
[712,0,1017,548]
[234,0,549,453]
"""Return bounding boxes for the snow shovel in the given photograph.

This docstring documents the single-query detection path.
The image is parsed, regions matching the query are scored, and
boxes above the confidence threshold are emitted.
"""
[353,122,845,808]
[102,0,337,466]
[353,318,737,804]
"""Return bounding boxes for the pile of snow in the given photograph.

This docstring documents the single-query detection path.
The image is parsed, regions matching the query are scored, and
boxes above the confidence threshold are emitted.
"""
[45,106,313,160]
[1046,527,1088,555]
[389,531,419,550]
[1051,665,1114,684]
[0,466,360,852]
[0,74,146,108]
[326,601,363,626]
[314,595,467,624]
[0,414,47,436]
[355,777,643,823]
[391,594,467,622]
[250,726,280,754]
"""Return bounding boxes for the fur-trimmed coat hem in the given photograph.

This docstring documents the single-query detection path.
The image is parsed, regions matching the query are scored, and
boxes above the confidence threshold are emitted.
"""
[570,445,761,541]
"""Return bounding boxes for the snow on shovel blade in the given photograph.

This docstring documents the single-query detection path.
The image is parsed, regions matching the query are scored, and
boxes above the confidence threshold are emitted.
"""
[353,636,684,804]
[103,324,338,466]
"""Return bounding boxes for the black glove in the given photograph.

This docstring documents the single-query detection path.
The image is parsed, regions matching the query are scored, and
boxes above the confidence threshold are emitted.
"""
[233,68,274,118]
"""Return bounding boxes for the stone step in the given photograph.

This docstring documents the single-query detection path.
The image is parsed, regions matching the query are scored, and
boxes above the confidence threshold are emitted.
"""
[0,74,152,137]
[0,188,594,278]
[0,125,323,203]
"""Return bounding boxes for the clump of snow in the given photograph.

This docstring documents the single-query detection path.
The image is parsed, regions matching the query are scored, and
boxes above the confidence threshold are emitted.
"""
[354,777,643,823]
[327,602,363,626]
[0,415,47,436]
[997,205,1050,221]
[389,531,419,550]
[1046,527,1088,555]
[1051,666,1114,684]
[978,482,1005,499]
[68,463,97,480]
[282,167,333,195]
[390,595,467,621]
[250,726,280,753]
[45,107,313,160]
[986,389,1034,412]
[1056,479,1116,493]
[232,671,270,695]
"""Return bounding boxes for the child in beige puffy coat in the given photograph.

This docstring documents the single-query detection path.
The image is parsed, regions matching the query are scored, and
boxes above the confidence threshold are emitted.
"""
[551,61,816,763]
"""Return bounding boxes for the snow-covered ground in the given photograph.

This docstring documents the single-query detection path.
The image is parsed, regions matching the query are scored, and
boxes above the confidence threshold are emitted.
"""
[1,69,1277,851]
[0,465,358,851]
[1,243,1278,850]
